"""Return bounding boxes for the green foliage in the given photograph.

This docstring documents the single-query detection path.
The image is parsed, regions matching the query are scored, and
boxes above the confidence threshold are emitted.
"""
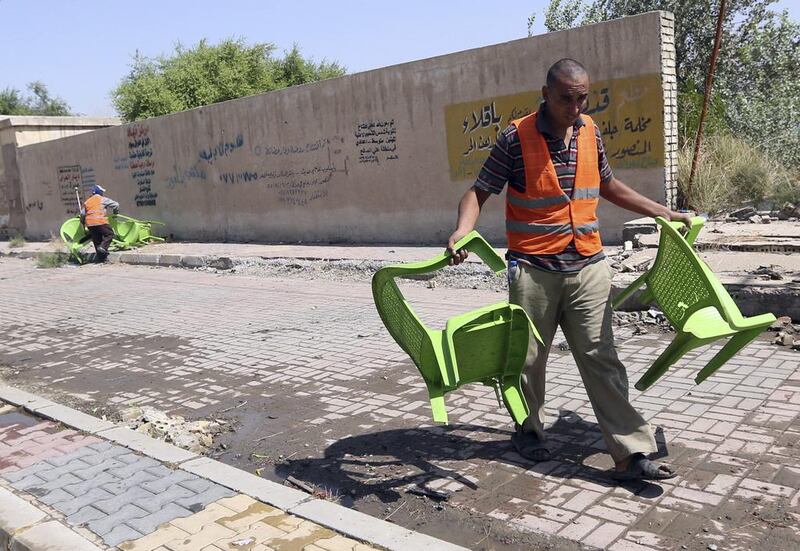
[531,0,800,171]
[677,134,794,213]
[112,38,346,122]
[676,82,728,148]
[0,82,71,116]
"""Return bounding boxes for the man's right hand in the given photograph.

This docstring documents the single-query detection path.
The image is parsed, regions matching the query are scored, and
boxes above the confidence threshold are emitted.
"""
[447,230,470,265]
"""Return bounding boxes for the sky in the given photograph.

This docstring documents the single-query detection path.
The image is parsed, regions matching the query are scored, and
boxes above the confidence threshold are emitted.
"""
[1,0,799,117]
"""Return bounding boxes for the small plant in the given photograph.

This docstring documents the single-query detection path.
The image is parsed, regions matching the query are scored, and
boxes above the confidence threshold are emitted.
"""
[36,252,67,269]
[8,235,25,248]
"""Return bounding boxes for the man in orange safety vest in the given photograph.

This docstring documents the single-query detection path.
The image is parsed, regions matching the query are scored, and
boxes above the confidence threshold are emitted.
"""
[447,59,692,482]
[81,185,119,262]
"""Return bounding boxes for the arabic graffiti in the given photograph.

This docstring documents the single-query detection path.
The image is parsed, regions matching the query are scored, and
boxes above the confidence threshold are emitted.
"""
[584,88,610,115]
[445,91,538,180]
[599,116,653,141]
[355,119,398,164]
[25,200,44,212]
[199,134,245,163]
[81,166,96,190]
[113,155,130,171]
[219,136,346,207]
[165,162,207,190]
[463,101,502,133]
[57,165,83,215]
[126,124,157,207]
[444,73,665,179]
[461,101,502,157]
[251,138,329,157]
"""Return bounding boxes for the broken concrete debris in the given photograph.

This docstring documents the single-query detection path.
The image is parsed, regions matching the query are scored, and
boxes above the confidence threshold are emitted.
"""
[118,405,224,453]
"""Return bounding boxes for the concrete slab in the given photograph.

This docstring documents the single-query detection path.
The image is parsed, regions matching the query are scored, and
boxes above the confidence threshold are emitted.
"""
[181,458,310,511]
[0,385,56,410]
[32,404,116,434]
[289,498,470,551]
[95,426,197,464]
[9,520,103,551]
[0,488,47,547]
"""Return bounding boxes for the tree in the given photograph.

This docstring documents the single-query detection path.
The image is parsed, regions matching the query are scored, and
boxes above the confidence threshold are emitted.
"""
[111,38,346,122]
[0,81,71,116]
[529,1,800,168]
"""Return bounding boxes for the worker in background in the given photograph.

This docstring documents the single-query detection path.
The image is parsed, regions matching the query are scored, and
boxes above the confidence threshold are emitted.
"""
[81,185,119,262]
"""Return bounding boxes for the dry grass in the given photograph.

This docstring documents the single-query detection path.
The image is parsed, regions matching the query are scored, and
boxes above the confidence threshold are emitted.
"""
[8,235,25,248]
[678,134,796,213]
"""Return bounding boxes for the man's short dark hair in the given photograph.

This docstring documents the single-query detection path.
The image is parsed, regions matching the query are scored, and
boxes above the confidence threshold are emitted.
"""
[546,59,588,87]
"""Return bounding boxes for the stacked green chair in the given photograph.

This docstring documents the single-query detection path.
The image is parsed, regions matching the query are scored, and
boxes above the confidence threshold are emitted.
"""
[612,216,776,391]
[372,231,543,424]
[108,214,141,250]
[109,215,165,247]
[60,214,165,262]
[59,217,93,264]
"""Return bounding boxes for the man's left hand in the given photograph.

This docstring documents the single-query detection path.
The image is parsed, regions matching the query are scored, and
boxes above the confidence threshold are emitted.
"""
[667,210,694,227]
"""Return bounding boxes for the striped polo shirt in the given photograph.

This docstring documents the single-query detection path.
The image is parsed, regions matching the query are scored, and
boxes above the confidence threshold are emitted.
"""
[474,104,614,273]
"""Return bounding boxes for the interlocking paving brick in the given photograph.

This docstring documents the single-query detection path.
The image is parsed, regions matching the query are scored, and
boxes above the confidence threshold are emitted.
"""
[1,258,797,551]
[88,502,149,536]
[126,502,194,534]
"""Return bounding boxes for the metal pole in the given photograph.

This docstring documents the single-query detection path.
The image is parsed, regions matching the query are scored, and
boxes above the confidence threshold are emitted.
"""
[685,0,727,210]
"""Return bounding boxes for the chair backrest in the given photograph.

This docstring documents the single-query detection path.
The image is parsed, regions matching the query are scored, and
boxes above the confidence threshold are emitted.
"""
[59,217,86,243]
[371,231,507,379]
[372,269,433,369]
[647,218,719,328]
[109,215,139,245]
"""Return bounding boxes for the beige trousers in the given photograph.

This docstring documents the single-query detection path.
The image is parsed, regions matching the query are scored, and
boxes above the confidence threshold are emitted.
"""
[509,259,657,462]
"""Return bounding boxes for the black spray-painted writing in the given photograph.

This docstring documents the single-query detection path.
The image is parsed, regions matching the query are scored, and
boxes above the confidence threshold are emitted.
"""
[199,134,244,163]
[165,162,207,189]
[355,120,398,164]
[251,138,329,157]
[127,124,157,207]
[461,102,503,157]
[57,165,83,215]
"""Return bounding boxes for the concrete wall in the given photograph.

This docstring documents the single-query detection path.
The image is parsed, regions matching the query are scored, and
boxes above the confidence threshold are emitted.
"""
[0,116,121,233]
[16,12,675,245]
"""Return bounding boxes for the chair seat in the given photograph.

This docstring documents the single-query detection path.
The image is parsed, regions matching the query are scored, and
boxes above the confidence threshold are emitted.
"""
[683,306,737,339]
[612,216,776,391]
[372,230,539,424]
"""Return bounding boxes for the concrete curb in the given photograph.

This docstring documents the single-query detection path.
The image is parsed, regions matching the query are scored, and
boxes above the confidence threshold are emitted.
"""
[0,488,102,551]
[0,384,470,551]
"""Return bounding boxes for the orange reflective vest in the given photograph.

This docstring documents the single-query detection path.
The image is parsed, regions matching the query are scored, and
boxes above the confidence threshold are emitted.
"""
[505,112,603,256]
[83,194,108,226]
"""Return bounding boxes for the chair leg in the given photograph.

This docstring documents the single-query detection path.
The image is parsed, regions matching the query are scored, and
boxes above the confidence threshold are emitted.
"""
[695,328,762,384]
[635,332,698,391]
[428,387,448,424]
[501,379,529,427]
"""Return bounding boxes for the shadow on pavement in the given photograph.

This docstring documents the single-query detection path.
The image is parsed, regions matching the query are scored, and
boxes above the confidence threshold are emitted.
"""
[278,410,669,503]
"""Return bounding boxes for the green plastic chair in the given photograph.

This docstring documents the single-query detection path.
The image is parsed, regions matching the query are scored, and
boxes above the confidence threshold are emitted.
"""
[59,217,93,263]
[372,231,543,424]
[128,215,165,244]
[109,214,164,247]
[108,214,140,250]
[612,216,776,391]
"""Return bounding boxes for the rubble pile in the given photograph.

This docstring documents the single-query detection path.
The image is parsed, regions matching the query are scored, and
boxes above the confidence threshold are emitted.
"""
[770,316,800,350]
[715,203,800,224]
[117,406,225,453]
[613,308,673,335]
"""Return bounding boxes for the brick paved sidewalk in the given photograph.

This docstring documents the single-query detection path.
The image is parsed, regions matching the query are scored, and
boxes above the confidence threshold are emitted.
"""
[0,258,798,550]
[0,398,462,551]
